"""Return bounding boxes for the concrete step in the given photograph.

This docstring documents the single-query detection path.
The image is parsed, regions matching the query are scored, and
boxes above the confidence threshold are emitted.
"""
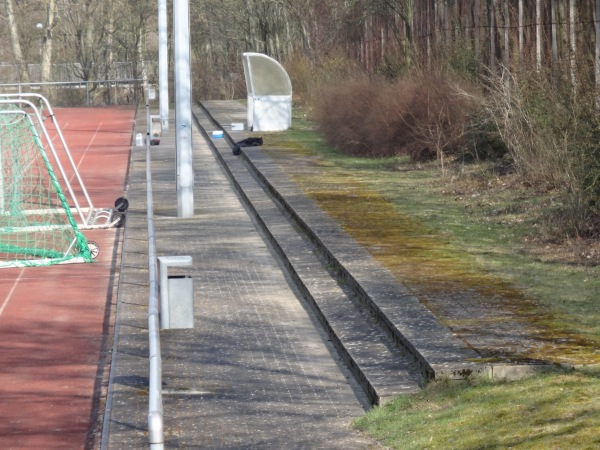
[193,102,484,402]
[193,106,424,405]
[240,147,482,380]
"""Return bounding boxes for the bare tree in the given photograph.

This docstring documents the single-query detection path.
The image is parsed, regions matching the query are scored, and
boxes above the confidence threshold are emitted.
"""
[474,0,481,62]
[503,0,510,69]
[596,0,600,106]
[569,0,577,91]
[59,0,103,81]
[517,0,527,74]
[40,0,58,83]
[4,0,30,82]
[536,0,542,71]
[551,0,558,71]
[490,0,497,72]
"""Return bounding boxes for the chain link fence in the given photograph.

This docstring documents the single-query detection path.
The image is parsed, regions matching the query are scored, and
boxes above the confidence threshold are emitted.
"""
[0,79,145,107]
[0,60,155,106]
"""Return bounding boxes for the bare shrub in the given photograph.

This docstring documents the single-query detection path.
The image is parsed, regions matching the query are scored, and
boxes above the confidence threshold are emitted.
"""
[364,78,421,157]
[313,73,480,164]
[484,69,600,238]
[400,75,479,168]
[284,54,315,106]
[285,52,362,107]
[192,54,246,101]
[313,76,380,156]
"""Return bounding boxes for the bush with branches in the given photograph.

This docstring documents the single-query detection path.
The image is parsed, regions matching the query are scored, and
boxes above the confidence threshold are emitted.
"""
[483,69,600,238]
[313,73,481,167]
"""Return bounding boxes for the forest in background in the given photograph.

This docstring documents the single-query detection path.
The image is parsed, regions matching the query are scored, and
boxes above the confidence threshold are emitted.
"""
[3,0,600,238]
[2,1,600,98]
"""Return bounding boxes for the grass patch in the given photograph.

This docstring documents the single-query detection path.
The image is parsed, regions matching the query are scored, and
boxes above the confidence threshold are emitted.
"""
[354,367,600,449]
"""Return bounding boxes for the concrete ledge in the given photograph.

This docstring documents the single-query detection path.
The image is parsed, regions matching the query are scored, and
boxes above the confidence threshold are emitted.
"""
[198,101,481,381]
[197,101,561,390]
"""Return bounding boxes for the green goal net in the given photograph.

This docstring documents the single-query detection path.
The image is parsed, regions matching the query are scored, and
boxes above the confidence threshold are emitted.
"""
[0,102,92,268]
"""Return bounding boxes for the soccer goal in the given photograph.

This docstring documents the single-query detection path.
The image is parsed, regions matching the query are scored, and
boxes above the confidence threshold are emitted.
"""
[0,100,93,268]
[0,93,126,230]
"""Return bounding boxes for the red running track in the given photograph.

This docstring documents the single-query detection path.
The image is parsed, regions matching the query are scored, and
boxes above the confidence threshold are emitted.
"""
[0,106,136,449]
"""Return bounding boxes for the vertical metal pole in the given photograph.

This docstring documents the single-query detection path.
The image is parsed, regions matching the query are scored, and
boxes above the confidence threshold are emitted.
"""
[173,0,194,218]
[158,0,169,131]
[146,84,165,449]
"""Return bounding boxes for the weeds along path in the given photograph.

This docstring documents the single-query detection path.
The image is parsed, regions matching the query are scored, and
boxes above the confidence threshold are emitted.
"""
[258,116,599,366]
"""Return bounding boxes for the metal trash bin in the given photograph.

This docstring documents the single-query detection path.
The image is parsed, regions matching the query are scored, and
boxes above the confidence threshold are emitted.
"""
[158,256,193,329]
[165,275,193,329]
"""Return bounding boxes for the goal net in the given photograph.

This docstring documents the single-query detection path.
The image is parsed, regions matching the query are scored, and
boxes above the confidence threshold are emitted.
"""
[0,102,92,268]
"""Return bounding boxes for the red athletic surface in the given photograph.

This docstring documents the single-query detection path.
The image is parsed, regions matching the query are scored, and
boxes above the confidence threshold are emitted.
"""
[0,106,135,449]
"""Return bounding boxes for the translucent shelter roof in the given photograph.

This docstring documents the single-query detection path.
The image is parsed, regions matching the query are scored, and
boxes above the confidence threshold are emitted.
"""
[243,52,292,96]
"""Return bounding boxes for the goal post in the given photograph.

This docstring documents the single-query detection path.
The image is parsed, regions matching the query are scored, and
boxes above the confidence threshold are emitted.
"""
[0,93,127,230]
[0,102,93,268]
[0,92,95,225]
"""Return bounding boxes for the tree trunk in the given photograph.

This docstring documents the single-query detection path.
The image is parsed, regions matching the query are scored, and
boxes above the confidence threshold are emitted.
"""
[504,0,510,69]
[570,0,577,91]
[551,0,558,70]
[5,0,29,83]
[536,0,542,71]
[40,0,58,84]
[490,0,497,72]
[105,0,115,103]
[518,0,524,73]
[244,0,259,51]
[595,0,600,106]
[444,0,451,50]
[426,0,432,69]
[474,0,480,61]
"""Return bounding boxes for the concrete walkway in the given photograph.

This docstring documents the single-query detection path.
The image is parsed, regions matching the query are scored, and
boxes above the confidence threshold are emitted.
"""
[102,107,380,448]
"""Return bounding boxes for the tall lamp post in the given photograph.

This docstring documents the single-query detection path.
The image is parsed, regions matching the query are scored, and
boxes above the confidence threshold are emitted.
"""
[173,0,193,218]
[158,0,168,131]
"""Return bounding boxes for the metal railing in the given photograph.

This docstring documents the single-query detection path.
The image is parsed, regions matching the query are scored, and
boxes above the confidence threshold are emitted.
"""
[0,61,142,83]
[0,80,143,107]
[144,94,165,449]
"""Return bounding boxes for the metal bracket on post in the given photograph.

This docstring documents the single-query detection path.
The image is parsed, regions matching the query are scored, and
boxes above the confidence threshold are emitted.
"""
[158,255,193,329]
